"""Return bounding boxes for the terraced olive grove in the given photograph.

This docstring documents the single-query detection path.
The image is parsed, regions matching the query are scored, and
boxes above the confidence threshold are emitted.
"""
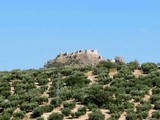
[0,61,160,120]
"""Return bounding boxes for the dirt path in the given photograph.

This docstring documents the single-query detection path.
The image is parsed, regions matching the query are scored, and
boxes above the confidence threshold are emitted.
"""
[23,112,32,120]
[85,71,97,84]
[41,78,52,98]
[133,70,147,78]
[149,89,152,96]
[101,109,111,119]
[109,69,117,78]
[143,89,152,102]
[9,82,14,95]
[119,112,126,120]
[134,70,142,78]
[148,109,156,119]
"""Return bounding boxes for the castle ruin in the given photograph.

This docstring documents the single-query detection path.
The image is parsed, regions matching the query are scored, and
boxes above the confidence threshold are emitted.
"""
[55,49,103,65]
[44,49,125,68]
[58,49,101,59]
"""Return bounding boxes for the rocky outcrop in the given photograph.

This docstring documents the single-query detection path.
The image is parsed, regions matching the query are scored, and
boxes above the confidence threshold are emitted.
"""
[111,56,125,63]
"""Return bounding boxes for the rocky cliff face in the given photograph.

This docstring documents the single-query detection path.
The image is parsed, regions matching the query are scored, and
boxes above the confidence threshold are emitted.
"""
[44,49,104,68]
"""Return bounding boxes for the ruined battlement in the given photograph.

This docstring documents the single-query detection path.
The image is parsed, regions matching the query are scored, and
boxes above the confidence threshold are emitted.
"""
[58,49,99,58]
[45,49,104,67]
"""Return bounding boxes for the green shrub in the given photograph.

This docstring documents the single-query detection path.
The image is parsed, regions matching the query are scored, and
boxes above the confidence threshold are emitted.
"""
[126,111,137,120]
[20,102,38,112]
[136,103,151,112]
[127,60,140,71]
[97,70,109,79]
[152,77,160,87]
[110,112,121,119]
[13,111,26,119]
[64,72,90,87]
[61,108,71,116]
[79,65,92,72]
[0,112,11,120]
[154,101,160,109]
[63,101,76,109]
[36,78,48,85]
[75,111,81,118]
[38,85,48,94]
[31,96,48,105]
[50,98,62,107]
[71,112,75,118]
[32,107,44,118]
[36,117,44,120]
[72,90,86,102]
[4,100,21,108]
[141,62,157,74]
[60,88,73,101]
[104,86,118,93]
[32,105,54,118]
[114,67,134,80]
[43,105,54,112]
[88,110,105,120]
[152,88,160,94]
[74,106,87,118]
[61,68,73,76]
[48,90,56,98]
[4,107,15,115]
[97,77,111,85]
[124,102,134,110]
[47,113,64,120]
[150,95,160,104]
[134,96,142,102]
[0,96,5,103]
[1,90,11,99]
[152,110,160,119]
[96,61,117,70]
[77,106,87,115]
[130,90,145,97]
[116,94,132,101]
[108,104,124,113]
[137,111,148,119]
[84,90,109,107]
[87,103,98,111]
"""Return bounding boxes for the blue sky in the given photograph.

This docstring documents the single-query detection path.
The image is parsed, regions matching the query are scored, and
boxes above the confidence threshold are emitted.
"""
[0,0,160,71]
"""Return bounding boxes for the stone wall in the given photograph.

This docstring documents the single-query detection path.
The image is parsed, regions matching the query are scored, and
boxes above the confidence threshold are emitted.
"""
[55,49,103,65]
[58,49,99,58]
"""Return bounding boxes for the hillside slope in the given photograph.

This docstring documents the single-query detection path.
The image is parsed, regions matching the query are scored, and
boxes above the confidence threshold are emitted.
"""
[0,61,160,120]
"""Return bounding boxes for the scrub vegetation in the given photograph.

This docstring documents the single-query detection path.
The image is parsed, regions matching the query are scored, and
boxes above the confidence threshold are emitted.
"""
[0,61,160,120]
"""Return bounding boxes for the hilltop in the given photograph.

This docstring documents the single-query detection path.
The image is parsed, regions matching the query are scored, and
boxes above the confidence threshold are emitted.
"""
[44,49,104,68]
[44,49,124,68]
